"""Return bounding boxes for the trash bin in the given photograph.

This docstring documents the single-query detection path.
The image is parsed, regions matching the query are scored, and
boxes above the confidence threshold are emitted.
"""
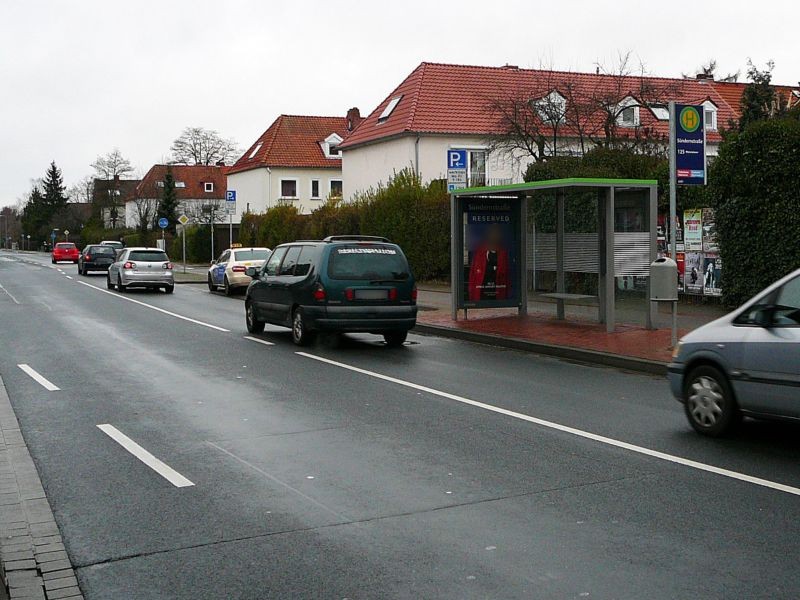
[650,257,678,301]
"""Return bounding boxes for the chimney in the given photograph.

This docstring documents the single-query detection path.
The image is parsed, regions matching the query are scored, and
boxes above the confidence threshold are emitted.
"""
[696,73,714,81]
[346,107,363,132]
[215,160,225,166]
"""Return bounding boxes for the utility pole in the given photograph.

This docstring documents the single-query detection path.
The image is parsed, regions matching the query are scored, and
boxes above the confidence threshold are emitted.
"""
[668,101,677,259]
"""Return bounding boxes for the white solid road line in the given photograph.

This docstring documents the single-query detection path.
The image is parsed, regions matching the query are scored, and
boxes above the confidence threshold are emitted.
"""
[17,364,60,391]
[76,281,230,332]
[244,336,275,346]
[65,275,73,280]
[0,283,20,305]
[97,424,195,488]
[298,352,800,498]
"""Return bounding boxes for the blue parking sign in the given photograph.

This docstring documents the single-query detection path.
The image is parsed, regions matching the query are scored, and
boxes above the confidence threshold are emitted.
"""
[447,150,467,170]
[158,217,169,229]
[226,190,236,202]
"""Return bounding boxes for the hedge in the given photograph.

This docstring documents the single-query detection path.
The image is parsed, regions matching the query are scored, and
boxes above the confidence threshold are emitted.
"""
[708,118,800,305]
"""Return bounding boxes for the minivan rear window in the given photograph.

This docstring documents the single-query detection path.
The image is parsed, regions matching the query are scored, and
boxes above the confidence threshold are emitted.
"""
[328,245,410,281]
[129,251,169,262]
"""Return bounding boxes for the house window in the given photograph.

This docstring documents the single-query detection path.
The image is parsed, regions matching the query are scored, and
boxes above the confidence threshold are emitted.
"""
[248,142,262,159]
[649,104,670,120]
[311,180,320,199]
[175,181,186,188]
[534,91,566,124]
[204,182,214,193]
[467,151,487,187]
[378,95,403,123]
[329,179,343,198]
[619,106,638,127]
[323,134,343,158]
[703,103,718,131]
[156,181,165,188]
[328,144,339,156]
[280,179,297,198]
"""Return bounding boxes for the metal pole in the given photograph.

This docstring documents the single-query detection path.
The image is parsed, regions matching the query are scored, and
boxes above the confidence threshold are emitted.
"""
[182,225,186,274]
[210,209,215,263]
[229,212,233,248]
[668,101,677,258]
[671,300,678,348]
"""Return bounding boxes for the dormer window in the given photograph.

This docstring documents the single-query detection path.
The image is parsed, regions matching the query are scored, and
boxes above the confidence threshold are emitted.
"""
[616,97,640,127]
[649,104,670,120]
[533,91,567,124]
[703,101,718,131]
[378,95,402,123]
[322,133,343,159]
[204,182,214,193]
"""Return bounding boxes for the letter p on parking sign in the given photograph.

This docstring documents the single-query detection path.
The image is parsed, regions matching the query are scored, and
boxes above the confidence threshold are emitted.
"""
[448,149,467,170]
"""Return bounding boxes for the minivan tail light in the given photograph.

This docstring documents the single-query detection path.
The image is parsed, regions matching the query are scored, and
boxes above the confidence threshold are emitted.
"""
[232,265,246,272]
[345,288,354,301]
[411,285,418,302]
[313,284,326,302]
[123,261,136,269]
[388,288,398,301]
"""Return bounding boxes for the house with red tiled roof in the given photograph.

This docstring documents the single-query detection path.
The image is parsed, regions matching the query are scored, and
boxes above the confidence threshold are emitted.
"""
[227,110,362,217]
[124,164,227,229]
[339,62,796,200]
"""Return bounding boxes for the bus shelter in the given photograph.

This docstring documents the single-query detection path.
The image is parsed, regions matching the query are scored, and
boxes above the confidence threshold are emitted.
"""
[450,178,658,333]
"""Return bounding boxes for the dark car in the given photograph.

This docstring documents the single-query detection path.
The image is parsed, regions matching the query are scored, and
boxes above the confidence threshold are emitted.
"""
[78,244,117,275]
[244,236,417,346]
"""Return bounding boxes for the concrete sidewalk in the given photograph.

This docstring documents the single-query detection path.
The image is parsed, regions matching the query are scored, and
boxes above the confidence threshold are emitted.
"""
[415,285,727,373]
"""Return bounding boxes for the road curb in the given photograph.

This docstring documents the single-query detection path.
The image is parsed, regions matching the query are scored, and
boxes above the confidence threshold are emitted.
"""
[413,323,667,375]
[0,377,83,600]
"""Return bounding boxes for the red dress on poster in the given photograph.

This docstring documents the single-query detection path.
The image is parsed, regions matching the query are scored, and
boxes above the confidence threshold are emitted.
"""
[468,246,510,301]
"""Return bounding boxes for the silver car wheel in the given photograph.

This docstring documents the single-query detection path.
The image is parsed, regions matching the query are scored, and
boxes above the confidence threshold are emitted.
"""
[687,375,724,426]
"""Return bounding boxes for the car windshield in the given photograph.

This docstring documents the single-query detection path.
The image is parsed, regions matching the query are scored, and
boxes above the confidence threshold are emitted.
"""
[56,243,75,249]
[129,250,169,262]
[328,245,410,281]
[234,250,270,261]
[89,246,115,255]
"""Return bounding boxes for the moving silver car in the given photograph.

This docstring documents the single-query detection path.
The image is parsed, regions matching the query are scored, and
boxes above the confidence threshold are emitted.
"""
[668,267,800,436]
[107,247,175,293]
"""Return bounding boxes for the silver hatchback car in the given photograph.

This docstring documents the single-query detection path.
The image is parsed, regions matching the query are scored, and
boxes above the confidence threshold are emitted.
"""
[669,267,800,436]
[107,247,175,293]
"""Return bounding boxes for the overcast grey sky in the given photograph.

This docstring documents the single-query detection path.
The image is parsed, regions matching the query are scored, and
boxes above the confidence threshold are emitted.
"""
[1,0,797,207]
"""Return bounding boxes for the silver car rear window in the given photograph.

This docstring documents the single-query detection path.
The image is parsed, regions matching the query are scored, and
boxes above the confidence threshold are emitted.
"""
[129,251,168,262]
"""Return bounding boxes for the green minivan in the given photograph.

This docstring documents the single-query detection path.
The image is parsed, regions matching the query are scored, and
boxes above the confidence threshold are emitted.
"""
[244,236,417,346]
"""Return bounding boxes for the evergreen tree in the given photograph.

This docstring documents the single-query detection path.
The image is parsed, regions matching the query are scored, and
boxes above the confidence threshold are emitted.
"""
[739,60,784,130]
[21,185,49,245]
[157,166,179,233]
[42,161,68,212]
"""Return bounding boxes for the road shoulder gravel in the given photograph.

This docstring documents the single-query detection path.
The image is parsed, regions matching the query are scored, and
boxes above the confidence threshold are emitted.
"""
[0,376,83,600]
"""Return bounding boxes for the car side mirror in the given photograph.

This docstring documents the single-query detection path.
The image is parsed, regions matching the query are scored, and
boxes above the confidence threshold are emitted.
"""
[245,266,258,278]
[211,259,217,265]
[753,305,776,328]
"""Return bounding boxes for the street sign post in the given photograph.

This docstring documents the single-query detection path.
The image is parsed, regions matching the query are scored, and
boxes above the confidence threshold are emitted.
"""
[158,217,169,249]
[447,149,468,193]
[177,214,189,274]
[64,229,70,241]
[226,191,237,247]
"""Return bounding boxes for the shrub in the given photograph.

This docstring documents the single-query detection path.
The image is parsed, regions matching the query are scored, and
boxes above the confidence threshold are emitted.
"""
[708,118,800,305]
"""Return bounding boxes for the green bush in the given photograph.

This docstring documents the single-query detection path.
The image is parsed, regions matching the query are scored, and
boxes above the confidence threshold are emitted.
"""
[708,118,800,305]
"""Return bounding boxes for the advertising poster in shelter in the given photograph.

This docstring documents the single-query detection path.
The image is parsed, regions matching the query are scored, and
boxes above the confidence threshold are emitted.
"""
[684,252,704,294]
[703,255,722,296]
[684,209,702,251]
[676,252,686,292]
[462,200,519,308]
[702,208,719,252]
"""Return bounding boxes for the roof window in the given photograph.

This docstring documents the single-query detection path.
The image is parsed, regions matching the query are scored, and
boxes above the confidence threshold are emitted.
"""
[378,95,403,123]
[650,104,670,120]
[248,142,262,159]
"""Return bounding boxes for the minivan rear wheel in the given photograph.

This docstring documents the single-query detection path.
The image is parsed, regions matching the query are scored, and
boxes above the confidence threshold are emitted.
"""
[683,365,740,437]
[383,331,408,347]
[292,308,314,346]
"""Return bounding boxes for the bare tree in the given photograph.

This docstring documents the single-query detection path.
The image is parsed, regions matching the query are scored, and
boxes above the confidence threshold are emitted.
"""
[91,148,135,180]
[130,197,158,233]
[170,127,240,166]
[68,176,94,204]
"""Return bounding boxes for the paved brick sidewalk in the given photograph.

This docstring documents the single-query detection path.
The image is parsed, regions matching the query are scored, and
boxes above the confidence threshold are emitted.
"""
[0,377,83,600]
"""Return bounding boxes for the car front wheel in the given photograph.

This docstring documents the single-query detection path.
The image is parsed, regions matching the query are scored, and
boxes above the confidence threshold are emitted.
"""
[683,365,740,437]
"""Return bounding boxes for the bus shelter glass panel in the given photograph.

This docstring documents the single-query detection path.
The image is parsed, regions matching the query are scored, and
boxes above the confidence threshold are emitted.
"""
[613,189,652,326]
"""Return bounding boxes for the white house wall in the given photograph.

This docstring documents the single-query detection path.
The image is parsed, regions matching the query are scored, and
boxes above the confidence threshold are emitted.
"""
[227,166,343,218]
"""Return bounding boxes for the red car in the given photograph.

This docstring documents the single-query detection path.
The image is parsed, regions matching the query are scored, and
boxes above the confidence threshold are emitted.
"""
[52,242,80,264]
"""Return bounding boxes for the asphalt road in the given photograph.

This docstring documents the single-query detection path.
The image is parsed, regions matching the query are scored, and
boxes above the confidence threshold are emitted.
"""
[1,250,799,599]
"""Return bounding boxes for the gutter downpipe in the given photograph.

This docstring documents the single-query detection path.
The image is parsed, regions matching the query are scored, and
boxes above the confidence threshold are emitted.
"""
[266,167,272,209]
[414,135,420,177]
